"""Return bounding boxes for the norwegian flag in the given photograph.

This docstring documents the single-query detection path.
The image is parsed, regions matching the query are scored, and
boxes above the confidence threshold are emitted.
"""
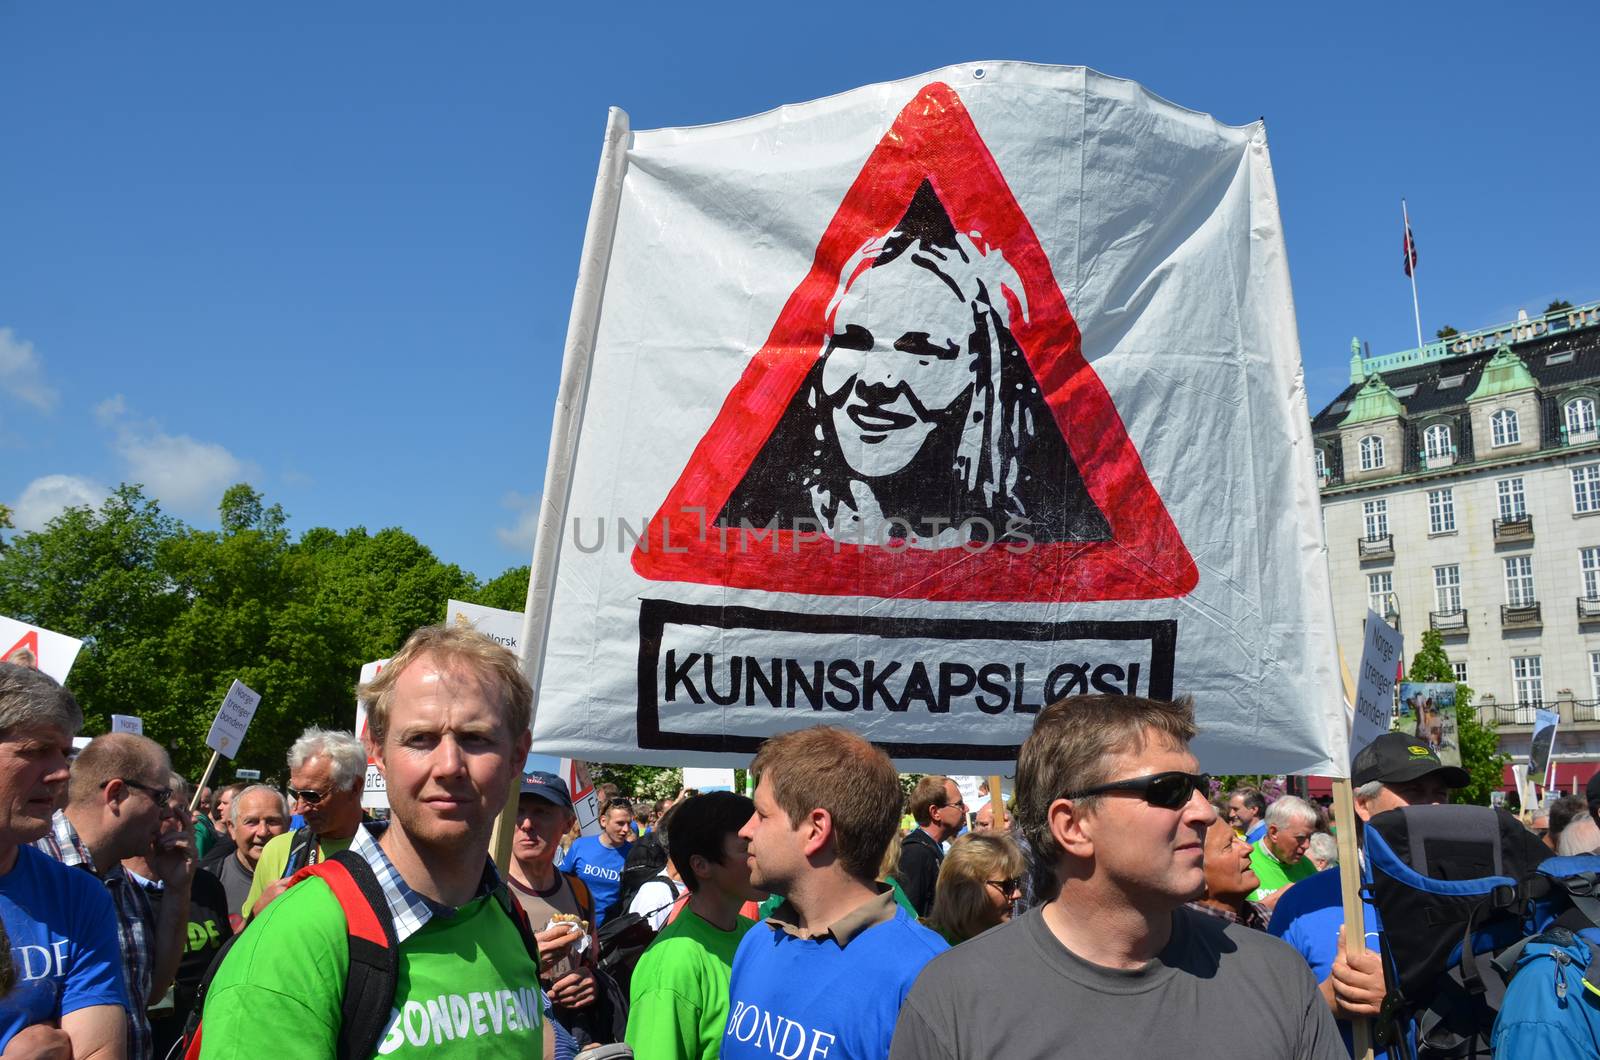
[1403,223,1418,277]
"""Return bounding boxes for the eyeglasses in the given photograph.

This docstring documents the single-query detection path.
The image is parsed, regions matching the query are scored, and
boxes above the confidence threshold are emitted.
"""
[1060,771,1211,810]
[287,786,331,805]
[986,878,1022,896]
[105,778,173,805]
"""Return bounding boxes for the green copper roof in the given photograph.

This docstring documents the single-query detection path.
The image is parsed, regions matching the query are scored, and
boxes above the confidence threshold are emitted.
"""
[1338,374,1405,426]
[1467,346,1538,401]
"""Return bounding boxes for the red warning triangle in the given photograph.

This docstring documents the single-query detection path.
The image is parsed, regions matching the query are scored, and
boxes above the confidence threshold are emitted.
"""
[632,81,1197,603]
[2,630,40,666]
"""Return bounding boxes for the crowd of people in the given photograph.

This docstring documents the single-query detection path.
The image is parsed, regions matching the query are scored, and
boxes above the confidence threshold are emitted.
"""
[2,627,1594,1059]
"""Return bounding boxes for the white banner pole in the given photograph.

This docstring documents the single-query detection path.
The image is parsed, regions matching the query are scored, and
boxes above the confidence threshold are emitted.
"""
[493,106,632,869]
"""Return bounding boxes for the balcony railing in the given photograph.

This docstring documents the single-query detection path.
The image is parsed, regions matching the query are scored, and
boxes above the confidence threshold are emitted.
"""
[1358,534,1395,560]
[1430,609,1468,635]
[1501,602,1542,629]
[1490,700,1544,726]
[1580,597,1600,622]
[1574,699,1600,723]
[1493,516,1534,544]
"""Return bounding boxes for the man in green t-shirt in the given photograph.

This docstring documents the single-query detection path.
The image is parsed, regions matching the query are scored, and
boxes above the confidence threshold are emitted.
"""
[241,727,369,918]
[199,624,552,1058]
[626,791,763,1060]
[1246,794,1318,904]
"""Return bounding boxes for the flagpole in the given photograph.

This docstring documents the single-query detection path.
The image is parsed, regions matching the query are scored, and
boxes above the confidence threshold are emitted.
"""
[1402,198,1424,349]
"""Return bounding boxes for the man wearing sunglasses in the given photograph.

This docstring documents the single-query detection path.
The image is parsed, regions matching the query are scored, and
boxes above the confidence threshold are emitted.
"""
[38,731,197,1060]
[890,694,1342,1059]
[240,727,369,919]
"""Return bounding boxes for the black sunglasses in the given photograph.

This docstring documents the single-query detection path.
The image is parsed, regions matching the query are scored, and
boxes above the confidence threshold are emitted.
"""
[287,785,331,805]
[105,778,173,805]
[1060,771,1211,810]
[986,877,1022,896]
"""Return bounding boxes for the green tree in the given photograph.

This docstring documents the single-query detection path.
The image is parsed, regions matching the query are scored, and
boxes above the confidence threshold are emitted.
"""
[1436,325,1460,340]
[471,566,530,612]
[0,501,12,550]
[1547,300,1574,315]
[1403,628,1506,805]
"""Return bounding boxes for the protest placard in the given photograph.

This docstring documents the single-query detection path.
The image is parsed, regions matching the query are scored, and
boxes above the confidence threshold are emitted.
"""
[681,767,736,793]
[355,658,390,809]
[235,769,261,781]
[521,63,1344,774]
[206,681,260,759]
[110,715,143,735]
[1351,611,1403,765]
[1396,682,1459,767]
[0,615,83,685]
[446,599,523,656]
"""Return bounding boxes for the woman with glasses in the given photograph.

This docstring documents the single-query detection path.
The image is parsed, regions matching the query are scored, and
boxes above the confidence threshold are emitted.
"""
[924,833,1025,946]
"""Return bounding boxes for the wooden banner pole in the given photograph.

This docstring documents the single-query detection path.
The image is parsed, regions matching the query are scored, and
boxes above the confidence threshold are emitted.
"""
[1336,647,1375,1060]
[189,750,222,816]
[987,774,1007,832]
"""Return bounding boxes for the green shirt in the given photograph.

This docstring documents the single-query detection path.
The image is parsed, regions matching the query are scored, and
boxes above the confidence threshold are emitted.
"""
[1247,839,1316,901]
[241,829,355,918]
[200,874,545,1059]
[626,908,753,1060]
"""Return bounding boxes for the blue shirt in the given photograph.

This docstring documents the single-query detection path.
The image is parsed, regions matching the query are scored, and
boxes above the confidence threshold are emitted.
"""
[1268,864,1403,1060]
[558,836,631,927]
[723,895,946,1059]
[0,845,129,1051]
[1246,821,1267,845]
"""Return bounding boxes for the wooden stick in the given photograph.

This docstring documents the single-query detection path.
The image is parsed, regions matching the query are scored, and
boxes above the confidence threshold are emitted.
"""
[1336,649,1375,1060]
[987,774,1007,832]
[189,750,222,816]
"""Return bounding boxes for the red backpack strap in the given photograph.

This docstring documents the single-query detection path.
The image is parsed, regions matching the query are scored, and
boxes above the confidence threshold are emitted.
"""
[301,851,399,1060]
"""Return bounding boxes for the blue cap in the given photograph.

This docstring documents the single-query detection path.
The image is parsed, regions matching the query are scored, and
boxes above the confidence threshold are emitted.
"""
[519,770,574,813]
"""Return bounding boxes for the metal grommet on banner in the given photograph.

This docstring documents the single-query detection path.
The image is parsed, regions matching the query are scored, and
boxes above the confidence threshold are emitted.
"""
[973,67,985,79]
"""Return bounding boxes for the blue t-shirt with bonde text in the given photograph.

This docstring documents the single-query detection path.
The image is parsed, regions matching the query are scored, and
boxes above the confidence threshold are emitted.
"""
[558,835,631,927]
[0,844,128,1050]
[722,906,947,1060]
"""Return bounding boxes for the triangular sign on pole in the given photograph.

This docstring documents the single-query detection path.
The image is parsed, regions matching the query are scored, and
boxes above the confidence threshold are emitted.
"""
[632,82,1197,604]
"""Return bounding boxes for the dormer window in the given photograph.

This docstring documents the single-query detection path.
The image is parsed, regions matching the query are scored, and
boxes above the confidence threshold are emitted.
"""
[1491,408,1520,447]
[1359,435,1385,471]
[1566,397,1597,437]
[1423,423,1453,460]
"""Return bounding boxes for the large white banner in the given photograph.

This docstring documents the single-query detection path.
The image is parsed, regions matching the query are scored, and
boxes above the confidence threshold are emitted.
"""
[527,63,1345,775]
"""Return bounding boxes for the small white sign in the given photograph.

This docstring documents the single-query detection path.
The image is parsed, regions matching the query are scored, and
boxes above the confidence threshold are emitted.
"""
[235,769,262,781]
[0,615,84,685]
[356,658,390,809]
[204,680,261,760]
[682,766,736,793]
[1351,610,1403,765]
[110,714,143,735]
[446,599,525,659]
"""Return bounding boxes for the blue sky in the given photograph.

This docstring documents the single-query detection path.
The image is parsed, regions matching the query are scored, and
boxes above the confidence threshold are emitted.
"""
[4,3,1596,579]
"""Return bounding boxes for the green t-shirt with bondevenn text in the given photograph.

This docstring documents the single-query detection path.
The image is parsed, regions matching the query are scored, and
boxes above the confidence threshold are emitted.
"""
[199,873,544,1059]
[626,907,754,1060]
[240,828,355,919]
[1247,838,1316,901]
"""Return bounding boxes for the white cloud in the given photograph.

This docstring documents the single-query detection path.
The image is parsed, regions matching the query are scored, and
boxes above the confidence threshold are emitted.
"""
[0,328,60,413]
[11,474,111,532]
[496,491,541,551]
[97,396,251,514]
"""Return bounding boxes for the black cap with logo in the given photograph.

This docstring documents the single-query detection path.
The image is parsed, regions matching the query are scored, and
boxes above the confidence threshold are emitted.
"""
[1352,732,1470,789]
[519,770,574,813]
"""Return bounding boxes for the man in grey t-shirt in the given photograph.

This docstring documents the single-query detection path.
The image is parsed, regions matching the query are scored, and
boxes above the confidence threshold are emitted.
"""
[889,694,1343,1060]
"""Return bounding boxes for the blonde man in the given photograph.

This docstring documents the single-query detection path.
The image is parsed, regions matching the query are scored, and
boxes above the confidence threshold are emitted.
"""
[199,625,552,1058]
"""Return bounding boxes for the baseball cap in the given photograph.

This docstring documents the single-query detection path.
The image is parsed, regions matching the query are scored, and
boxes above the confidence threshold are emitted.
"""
[519,770,574,813]
[1352,732,1470,789]
[1584,772,1600,815]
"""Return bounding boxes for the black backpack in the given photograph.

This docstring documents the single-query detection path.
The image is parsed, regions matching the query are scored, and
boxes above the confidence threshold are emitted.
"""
[612,832,669,920]
[182,849,540,1060]
[596,874,682,996]
[1364,804,1593,1058]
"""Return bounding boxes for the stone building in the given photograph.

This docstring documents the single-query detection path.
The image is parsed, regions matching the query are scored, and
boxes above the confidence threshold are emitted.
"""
[1311,300,1600,783]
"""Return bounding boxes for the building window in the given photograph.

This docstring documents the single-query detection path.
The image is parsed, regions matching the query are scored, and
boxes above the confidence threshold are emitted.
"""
[1368,572,1394,616]
[1314,448,1326,478]
[1513,656,1543,708]
[1498,477,1528,521]
[1491,408,1521,447]
[1363,499,1389,540]
[1583,547,1600,601]
[1423,423,1453,459]
[1452,660,1468,684]
[1567,398,1597,437]
[1504,555,1536,607]
[1591,652,1600,703]
[1573,464,1600,514]
[1434,564,1461,613]
[1359,435,1385,471]
[1428,488,1456,534]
